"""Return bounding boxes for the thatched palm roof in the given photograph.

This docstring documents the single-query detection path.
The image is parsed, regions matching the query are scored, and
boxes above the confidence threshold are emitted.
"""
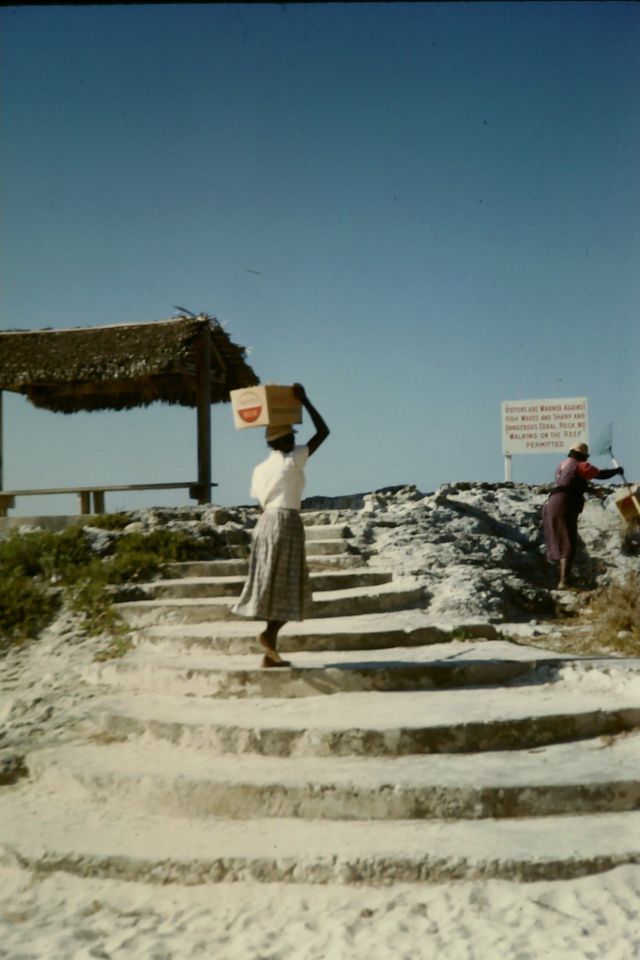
[0,315,259,413]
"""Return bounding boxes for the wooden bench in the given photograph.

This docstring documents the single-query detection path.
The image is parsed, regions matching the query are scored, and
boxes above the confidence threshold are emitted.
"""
[0,482,217,517]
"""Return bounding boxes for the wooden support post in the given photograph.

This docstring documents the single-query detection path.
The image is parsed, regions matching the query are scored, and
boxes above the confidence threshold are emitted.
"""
[78,491,91,514]
[195,322,212,504]
[92,491,105,513]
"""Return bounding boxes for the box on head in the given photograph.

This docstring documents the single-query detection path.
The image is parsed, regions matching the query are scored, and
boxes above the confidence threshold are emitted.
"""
[230,384,302,431]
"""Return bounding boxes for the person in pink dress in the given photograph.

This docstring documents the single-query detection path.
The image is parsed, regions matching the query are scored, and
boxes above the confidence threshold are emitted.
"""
[542,442,623,589]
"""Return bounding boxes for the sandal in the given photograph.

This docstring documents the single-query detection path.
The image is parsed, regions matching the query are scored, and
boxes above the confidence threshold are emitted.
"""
[261,653,292,668]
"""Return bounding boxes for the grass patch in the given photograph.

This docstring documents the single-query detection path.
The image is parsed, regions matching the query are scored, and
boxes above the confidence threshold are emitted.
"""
[0,575,61,651]
[105,529,223,584]
[0,527,94,581]
[85,512,134,531]
[0,528,92,651]
[0,525,229,657]
[585,572,640,654]
[539,572,640,657]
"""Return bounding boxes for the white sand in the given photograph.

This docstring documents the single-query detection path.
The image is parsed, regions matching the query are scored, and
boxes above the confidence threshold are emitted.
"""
[1,865,639,959]
[1,487,639,959]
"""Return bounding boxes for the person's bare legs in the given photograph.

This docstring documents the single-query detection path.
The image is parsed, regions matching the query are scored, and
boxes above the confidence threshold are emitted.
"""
[259,620,291,667]
[558,558,569,589]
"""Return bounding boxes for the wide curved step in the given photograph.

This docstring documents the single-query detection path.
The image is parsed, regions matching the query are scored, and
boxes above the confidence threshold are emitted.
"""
[305,540,355,556]
[164,560,249,578]
[82,647,556,699]
[1,786,638,884]
[309,585,426,618]
[163,556,367,579]
[304,524,353,540]
[25,733,640,820]
[136,614,502,654]
[114,584,427,627]
[121,570,393,601]
[83,685,640,757]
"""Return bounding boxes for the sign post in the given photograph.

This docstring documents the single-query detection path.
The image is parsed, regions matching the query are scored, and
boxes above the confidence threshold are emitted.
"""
[504,453,512,482]
[501,397,589,480]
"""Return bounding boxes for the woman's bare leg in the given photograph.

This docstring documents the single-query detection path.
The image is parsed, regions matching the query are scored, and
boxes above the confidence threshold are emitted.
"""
[558,558,568,589]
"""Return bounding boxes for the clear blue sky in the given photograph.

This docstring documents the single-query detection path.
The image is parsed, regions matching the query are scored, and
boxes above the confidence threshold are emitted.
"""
[2,3,638,514]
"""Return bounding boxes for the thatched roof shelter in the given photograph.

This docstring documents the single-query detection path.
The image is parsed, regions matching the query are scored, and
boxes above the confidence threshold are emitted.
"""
[0,314,258,413]
[0,314,259,506]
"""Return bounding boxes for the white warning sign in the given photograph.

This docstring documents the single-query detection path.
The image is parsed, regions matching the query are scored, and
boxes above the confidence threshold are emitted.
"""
[501,397,588,455]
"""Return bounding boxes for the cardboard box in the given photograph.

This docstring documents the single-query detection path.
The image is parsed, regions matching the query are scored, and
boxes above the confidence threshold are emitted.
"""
[230,384,302,430]
[614,485,640,524]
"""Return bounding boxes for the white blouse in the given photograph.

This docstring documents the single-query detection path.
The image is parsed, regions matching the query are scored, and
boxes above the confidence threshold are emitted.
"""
[250,445,309,510]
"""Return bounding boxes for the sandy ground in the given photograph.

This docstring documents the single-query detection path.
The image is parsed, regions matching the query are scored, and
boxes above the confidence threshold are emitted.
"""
[1,485,639,959]
[1,864,639,960]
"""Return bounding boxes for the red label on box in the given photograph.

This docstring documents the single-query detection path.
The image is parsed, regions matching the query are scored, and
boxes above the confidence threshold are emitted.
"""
[239,406,262,423]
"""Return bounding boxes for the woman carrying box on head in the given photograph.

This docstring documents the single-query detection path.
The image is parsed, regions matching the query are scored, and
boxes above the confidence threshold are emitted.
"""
[232,383,330,667]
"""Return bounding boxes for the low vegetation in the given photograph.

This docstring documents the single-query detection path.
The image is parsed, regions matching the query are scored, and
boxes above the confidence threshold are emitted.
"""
[0,528,91,648]
[539,572,640,657]
[0,521,229,657]
[585,572,640,655]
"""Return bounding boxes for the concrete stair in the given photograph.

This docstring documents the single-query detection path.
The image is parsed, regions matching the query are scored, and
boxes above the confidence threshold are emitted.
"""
[82,687,640,757]
[114,584,427,627]
[2,790,638,884]
[120,569,393,601]
[1,509,639,887]
[82,646,554,698]
[134,616,501,654]
[25,734,640,820]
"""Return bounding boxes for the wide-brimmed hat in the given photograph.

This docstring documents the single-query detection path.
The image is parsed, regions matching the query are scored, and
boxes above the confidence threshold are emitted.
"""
[265,424,296,442]
[570,442,589,455]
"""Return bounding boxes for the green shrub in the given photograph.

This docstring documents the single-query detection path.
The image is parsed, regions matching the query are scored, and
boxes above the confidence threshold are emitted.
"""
[86,513,133,531]
[0,528,94,582]
[0,523,228,655]
[103,529,224,584]
[65,561,118,635]
[105,544,163,585]
[117,529,222,562]
[0,530,89,647]
[0,575,61,649]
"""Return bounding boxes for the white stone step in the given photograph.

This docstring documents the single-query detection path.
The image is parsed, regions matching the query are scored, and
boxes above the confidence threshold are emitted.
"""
[127,569,393,601]
[83,682,640,756]
[164,559,248,578]
[136,612,503,654]
[114,584,427,627]
[81,642,563,699]
[304,524,353,541]
[165,555,365,577]
[309,584,426,618]
[1,785,638,884]
[25,733,640,820]
[305,554,367,570]
[305,540,354,555]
